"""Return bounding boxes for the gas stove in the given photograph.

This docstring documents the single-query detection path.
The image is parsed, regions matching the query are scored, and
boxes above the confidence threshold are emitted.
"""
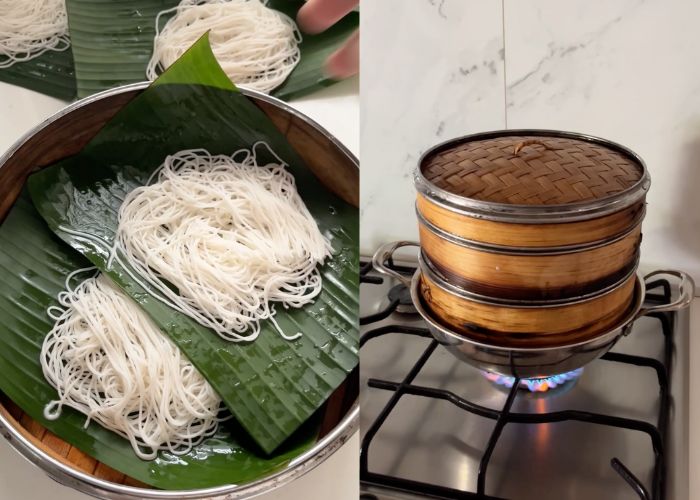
[359,256,689,500]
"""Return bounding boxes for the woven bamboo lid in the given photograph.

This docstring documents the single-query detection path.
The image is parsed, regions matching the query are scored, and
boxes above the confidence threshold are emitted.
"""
[416,130,649,222]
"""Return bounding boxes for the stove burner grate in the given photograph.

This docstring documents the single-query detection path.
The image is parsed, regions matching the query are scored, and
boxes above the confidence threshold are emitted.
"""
[359,258,674,500]
[387,284,416,314]
[360,260,416,324]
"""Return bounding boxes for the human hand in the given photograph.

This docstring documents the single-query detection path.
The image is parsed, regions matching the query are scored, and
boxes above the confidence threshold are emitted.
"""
[297,0,359,80]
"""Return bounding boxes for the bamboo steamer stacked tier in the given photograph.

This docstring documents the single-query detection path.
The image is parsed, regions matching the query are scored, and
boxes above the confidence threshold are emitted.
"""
[414,130,650,347]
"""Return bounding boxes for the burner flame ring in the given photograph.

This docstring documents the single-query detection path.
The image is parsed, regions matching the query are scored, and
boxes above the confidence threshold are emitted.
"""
[483,368,584,393]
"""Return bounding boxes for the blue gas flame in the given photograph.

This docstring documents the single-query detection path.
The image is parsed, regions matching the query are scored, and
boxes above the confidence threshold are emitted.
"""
[484,368,583,392]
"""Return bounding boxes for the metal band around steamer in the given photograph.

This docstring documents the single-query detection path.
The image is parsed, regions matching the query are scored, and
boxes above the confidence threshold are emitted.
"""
[414,129,651,224]
[419,250,640,308]
[415,204,645,256]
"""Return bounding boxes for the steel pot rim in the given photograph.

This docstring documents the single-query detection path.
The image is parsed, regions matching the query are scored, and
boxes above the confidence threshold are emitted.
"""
[0,81,359,499]
[414,129,651,224]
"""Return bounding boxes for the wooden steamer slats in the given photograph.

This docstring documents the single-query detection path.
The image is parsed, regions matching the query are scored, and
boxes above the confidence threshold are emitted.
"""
[0,380,349,491]
[0,395,148,487]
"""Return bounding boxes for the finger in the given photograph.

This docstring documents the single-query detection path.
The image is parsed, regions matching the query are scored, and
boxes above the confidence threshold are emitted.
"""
[325,30,359,79]
[297,0,358,35]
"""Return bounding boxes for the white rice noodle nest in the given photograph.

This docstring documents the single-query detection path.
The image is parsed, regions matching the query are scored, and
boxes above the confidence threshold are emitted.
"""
[41,270,223,460]
[147,0,301,93]
[112,143,331,342]
[0,0,70,68]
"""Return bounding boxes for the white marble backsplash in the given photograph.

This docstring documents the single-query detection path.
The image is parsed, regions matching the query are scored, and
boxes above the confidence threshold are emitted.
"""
[361,0,700,285]
[504,0,700,283]
[360,0,505,254]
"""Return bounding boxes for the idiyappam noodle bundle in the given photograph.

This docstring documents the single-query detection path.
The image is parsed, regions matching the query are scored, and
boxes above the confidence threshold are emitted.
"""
[146,0,301,93]
[112,143,332,342]
[41,270,223,460]
[0,0,70,69]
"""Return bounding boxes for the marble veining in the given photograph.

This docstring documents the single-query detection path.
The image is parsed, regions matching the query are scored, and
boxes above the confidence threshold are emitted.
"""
[504,0,700,284]
[426,0,447,19]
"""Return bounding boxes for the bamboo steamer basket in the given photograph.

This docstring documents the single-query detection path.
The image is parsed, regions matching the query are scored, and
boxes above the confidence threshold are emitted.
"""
[0,82,358,499]
[415,130,650,301]
[373,241,695,377]
[419,251,638,347]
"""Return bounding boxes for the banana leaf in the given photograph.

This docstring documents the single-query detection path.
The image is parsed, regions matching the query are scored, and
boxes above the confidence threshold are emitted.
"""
[0,48,76,101]
[28,34,359,454]
[65,0,358,100]
[0,191,319,489]
[64,0,179,99]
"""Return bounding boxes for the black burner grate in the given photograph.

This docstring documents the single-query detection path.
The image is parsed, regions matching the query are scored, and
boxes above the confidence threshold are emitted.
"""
[359,258,673,500]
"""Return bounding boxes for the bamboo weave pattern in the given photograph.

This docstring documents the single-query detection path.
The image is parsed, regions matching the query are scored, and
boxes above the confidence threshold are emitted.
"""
[422,136,643,205]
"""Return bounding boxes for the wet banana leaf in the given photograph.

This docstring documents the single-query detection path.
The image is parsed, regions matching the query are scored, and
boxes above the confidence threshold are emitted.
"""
[0,191,320,489]
[64,0,179,99]
[0,48,76,101]
[28,34,359,454]
[65,0,358,100]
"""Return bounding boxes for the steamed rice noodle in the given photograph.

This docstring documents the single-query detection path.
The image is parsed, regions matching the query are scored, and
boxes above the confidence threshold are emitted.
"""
[42,270,222,460]
[147,0,301,93]
[0,0,70,68]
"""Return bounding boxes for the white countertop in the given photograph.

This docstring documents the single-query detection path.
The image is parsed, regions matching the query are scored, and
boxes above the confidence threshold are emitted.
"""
[0,78,359,500]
